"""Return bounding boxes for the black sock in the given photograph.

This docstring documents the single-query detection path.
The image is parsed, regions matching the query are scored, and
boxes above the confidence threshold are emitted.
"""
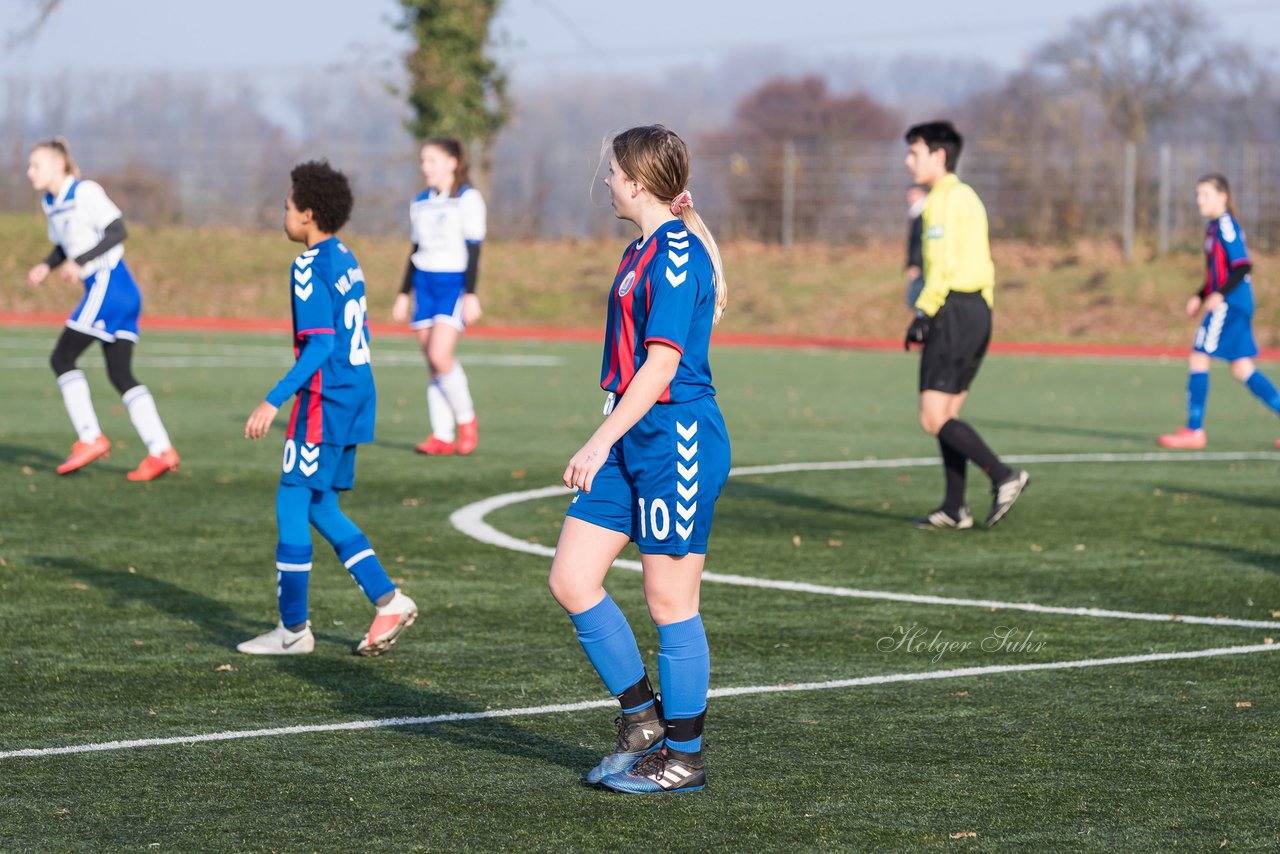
[938,436,967,513]
[938,419,1013,484]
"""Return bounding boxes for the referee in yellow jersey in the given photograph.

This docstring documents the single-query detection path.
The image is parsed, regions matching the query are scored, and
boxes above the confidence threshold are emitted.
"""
[902,121,1028,529]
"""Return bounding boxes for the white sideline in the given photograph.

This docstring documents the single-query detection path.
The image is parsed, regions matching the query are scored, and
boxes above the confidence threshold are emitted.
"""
[0,353,562,369]
[2,642,1274,761]
[448,452,1280,630]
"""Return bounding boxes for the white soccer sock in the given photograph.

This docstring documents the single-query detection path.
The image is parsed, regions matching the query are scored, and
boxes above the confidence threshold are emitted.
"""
[56,370,102,442]
[437,363,475,425]
[427,379,456,441]
[122,385,172,455]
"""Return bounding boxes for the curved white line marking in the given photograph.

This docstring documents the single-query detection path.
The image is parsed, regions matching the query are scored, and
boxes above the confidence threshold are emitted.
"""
[4,642,1274,760]
[449,452,1280,630]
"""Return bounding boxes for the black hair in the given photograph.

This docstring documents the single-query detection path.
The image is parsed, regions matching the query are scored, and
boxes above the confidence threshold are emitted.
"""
[904,121,964,172]
[290,160,353,234]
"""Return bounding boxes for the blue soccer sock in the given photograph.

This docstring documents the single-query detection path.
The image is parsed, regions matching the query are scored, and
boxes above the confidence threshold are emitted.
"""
[275,484,315,629]
[276,542,313,629]
[308,490,395,605]
[657,614,710,753]
[568,594,646,698]
[1186,371,1210,430]
[333,534,395,604]
[1245,370,1280,415]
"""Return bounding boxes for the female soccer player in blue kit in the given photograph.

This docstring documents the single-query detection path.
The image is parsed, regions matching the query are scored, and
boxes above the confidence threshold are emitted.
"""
[548,125,731,795]
[1158,174,1280,448]
[238,161,417,657]
[26,138,180,481]
[392,137,485,456]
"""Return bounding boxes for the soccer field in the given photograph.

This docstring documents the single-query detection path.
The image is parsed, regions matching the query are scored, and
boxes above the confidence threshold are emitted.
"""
[1,326,1278,850]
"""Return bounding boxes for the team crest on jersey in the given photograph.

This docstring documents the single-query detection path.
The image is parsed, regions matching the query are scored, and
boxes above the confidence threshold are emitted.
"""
[618,270,636,297]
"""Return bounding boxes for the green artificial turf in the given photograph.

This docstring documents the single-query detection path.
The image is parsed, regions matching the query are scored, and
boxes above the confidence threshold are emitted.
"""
[1,326,1277,850]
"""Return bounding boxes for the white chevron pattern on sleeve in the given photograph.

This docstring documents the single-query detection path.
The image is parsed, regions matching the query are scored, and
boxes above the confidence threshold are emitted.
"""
[664,231,690,287]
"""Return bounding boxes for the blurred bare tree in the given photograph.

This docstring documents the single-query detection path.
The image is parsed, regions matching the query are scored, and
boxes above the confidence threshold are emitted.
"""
[1035,0,1219,144]
[4,0,61,49]
[704,76,901,242]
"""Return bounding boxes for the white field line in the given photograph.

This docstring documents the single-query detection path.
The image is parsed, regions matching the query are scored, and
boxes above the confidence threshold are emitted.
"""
[0,353,561,369]
[449,453,1280,630]
[3,642,1273,761]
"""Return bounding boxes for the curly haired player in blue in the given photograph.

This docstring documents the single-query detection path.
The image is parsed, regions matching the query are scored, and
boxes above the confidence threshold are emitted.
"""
[548,126,731,795]
[392,137,485,456]
[238,161,417,657]
[1158,174,1280,449]
[26,137,180,481]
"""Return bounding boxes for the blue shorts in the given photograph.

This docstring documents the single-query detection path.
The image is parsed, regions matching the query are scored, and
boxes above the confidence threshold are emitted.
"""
[66,260,141,343]
[411,269,466,331]
[566,396,731,556]
[280,440,358,492]
[1193,303,1258,361]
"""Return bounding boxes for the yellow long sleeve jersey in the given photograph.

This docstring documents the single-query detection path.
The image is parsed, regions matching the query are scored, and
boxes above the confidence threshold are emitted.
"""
[915,173,995,317]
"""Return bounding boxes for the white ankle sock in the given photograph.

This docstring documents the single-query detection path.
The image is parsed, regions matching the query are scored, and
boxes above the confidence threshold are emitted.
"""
[57,370,102,442]
[437,364,475,424]
[122,385,172,455]
[427,379,456,441]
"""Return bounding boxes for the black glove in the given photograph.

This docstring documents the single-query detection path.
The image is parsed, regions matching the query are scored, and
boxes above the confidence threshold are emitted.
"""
[904,312,931,350]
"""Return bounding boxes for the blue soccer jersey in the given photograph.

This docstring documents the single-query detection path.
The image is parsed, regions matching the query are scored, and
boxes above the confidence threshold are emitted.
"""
[1204,213,1254,313]
[267,237,376,446]
[600,220,716,403]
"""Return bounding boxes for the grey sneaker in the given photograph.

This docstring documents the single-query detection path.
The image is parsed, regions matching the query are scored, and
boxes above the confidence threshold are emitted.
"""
[585,702,666,785]
[986,469,1030,528]
[913,506,974,529]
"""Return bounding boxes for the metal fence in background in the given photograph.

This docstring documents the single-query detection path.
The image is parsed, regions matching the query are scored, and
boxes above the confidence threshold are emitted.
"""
[5,133,1280,253]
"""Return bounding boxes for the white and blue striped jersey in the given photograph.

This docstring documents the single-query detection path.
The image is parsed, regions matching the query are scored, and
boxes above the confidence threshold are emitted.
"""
[42,176,124,279]
[408,186,486,273]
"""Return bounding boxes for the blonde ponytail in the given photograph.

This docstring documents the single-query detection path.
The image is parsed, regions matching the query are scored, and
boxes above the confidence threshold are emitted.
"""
[680,207,727,324]
[613,124,728,324]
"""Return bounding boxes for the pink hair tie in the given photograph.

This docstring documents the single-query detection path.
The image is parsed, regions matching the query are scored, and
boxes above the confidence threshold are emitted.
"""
[669,190,693,215]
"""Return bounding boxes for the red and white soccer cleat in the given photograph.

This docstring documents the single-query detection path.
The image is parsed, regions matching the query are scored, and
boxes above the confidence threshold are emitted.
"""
[415,436,456,455]
[56,435,112,475]
[127,447,180,481]
[356,590,419,656]
[455,418,479,455]
[1157,428,1206,449]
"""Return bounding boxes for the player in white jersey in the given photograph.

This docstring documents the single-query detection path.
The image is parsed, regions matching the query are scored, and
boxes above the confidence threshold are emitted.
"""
[391,137,485,456]
[25,138,180,481]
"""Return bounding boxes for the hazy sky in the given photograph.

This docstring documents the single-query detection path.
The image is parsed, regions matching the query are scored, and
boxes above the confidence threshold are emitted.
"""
[3,0,1279,83]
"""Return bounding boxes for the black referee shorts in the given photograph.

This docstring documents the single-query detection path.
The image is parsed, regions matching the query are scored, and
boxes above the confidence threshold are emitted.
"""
[919,292,991,394]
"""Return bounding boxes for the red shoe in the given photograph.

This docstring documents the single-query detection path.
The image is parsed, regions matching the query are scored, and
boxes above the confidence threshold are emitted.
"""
[56,435,111,475]
[456,418,478,455]
[1157,428,1206,449]
[415,436,456,455]
[127,447,180,481]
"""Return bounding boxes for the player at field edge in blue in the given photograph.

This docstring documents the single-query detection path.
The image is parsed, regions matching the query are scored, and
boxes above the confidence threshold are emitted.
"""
[548,125,731,795]
[1158,174,1280,449]
[392,137,485,457]
[25,137,180,481]
[238,161,418,657]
